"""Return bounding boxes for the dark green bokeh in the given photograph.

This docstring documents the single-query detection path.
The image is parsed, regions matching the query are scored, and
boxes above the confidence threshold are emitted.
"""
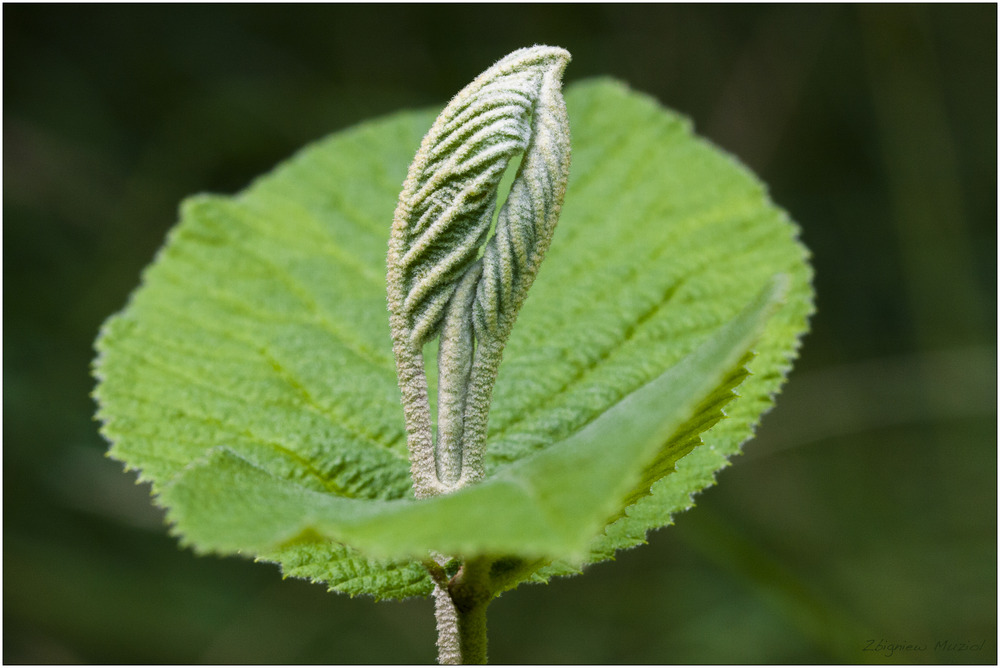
[4,5,995,664]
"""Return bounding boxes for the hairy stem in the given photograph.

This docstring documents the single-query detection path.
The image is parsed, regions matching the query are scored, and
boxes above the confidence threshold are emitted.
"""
[432,559,493,664]
[433,584,489,664]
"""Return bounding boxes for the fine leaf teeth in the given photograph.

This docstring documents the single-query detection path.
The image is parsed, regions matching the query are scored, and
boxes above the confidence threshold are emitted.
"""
[387,45,572,497]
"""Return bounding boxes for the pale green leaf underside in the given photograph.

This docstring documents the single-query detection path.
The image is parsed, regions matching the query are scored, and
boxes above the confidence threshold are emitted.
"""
[94,79,813,600]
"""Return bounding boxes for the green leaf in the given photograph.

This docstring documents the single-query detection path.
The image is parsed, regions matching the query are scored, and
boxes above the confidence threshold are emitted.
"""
[93,79,813,600]
[157,276,783,563]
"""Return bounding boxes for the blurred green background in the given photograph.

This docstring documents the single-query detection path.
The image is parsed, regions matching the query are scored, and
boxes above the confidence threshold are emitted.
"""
[4,4,996,664]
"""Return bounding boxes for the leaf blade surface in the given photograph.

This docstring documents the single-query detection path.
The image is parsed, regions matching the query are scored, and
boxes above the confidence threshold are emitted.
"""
[160,276,783,562]
[93,79,813,599]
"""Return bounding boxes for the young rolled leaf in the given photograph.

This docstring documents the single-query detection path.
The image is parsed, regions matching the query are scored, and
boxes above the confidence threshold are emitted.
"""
[388,45,570,350]
[93,79,813,601]
[387,45,572,496]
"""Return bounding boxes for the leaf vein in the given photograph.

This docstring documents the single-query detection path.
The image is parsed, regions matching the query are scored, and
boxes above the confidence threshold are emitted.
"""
[109,339,405,461]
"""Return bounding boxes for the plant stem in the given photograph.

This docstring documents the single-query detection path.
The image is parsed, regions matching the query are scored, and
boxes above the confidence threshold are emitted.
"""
[433,583,488,664]
[431,558,492,664]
